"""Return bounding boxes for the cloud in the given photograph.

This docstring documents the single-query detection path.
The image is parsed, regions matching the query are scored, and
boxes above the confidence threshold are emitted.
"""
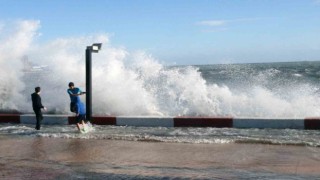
[197,18,262,27]
[197,17,264,32]
[200,28,228,33]
[314,0,320,4]
[197,20,226,27]
[196,19,229,33]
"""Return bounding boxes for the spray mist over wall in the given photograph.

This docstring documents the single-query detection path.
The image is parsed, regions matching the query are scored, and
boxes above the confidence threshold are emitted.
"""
[0,20,39,111]
[1,20,320,118]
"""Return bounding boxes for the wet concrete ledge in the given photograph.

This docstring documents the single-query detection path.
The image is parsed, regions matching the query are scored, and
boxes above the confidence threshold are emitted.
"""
[0,114,319,129]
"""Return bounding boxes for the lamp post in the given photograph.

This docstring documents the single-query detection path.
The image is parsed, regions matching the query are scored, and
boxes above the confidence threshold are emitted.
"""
[86,43,102,122]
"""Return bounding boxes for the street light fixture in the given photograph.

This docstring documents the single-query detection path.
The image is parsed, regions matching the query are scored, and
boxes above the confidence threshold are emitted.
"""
[91,43,102,53]
[86,43,102,122]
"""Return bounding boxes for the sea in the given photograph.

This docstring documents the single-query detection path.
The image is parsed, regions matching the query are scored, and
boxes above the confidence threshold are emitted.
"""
[16,60,320,118]
[12,60,320,146]
[1,61,320,179]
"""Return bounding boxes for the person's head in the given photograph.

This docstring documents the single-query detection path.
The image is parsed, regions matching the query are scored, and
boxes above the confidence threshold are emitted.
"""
[68,82,74,89]
[35,87,41,93]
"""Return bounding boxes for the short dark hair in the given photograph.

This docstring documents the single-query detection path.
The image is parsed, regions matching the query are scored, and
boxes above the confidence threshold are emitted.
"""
[35,87,41,93]
[68,82,74,87]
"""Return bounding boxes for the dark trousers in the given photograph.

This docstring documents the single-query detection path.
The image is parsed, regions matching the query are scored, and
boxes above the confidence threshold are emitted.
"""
[76,114,86,123]
[33,109,43,130]
[70,102,76,112]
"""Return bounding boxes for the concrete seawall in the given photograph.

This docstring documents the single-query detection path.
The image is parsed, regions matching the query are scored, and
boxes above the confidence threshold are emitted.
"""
[0,114,319,129]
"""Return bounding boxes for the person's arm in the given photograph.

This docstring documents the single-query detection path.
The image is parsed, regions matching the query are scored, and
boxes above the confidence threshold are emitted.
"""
[70,94,81,96]
[79,88,86,95]
[36,95,45,109]
[68,88,85,96]
[38,95,47,110]
[68,89,77,96]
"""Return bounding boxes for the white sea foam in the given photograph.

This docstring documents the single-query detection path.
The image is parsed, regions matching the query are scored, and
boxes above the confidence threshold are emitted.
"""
[293,73,302,77]
[1,124,320,146]
[1,20,320,117]
[0,20,39,111]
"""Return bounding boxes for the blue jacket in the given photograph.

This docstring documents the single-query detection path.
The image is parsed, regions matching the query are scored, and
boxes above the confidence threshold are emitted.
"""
[75,101,86,115]
[67,87,83,103]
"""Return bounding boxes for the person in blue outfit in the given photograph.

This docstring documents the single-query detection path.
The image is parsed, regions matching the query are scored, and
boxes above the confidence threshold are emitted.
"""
[74,97,87,131]
[31,87,47,130]
[67,82,85,113]
[67,82,90,131]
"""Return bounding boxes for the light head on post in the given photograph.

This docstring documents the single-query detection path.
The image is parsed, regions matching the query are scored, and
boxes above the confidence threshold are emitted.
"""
[91,43,102,53]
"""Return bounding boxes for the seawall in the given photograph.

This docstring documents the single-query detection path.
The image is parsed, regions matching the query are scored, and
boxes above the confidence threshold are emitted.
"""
[0,114,320,129]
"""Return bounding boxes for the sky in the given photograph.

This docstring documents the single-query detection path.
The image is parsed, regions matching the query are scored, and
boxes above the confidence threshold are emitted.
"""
[0,0,320,65]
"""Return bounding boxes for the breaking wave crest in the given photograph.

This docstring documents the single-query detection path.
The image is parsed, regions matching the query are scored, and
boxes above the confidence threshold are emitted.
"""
[1,20,320,118]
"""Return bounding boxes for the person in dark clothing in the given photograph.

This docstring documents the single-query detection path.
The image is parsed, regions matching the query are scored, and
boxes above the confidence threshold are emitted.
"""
[31,87,46,130]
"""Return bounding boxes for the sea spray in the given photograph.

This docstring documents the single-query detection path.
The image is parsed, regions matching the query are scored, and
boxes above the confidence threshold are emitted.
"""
[1,20,320,117]
[0,20,39,111]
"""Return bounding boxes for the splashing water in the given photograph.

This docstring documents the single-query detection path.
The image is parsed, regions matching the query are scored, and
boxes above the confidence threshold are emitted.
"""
[1,20,320,117]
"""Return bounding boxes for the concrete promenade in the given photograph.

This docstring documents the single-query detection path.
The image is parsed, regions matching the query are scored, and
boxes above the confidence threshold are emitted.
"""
[1,137,320,179]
